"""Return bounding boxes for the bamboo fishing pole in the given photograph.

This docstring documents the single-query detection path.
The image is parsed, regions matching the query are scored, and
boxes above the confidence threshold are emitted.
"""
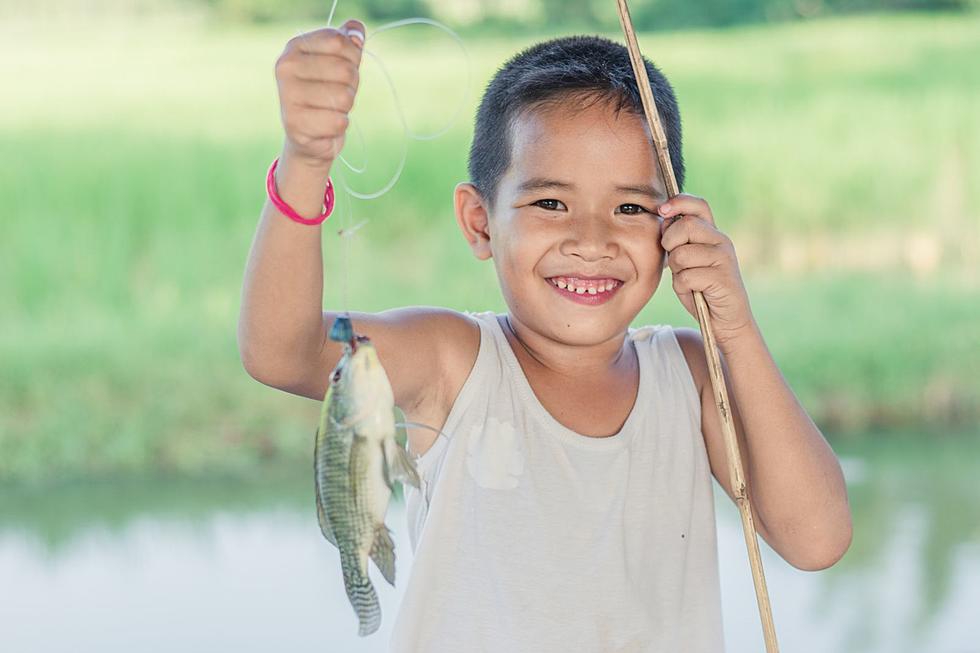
[612,1,780,651]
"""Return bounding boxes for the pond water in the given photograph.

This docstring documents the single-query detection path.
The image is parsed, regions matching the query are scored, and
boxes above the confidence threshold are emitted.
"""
[1,436,978,652]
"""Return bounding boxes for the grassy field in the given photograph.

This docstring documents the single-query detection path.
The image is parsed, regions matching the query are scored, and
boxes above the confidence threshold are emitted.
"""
[0,12,978,483]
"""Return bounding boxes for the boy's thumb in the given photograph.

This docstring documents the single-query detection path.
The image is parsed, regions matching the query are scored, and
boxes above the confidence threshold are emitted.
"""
[340,19,366,48]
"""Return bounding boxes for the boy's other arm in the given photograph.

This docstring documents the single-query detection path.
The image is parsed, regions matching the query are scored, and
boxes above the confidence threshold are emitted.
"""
[675,325,853,572]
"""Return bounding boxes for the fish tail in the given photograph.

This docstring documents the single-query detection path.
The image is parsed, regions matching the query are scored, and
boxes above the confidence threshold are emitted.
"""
[341,548,381,637]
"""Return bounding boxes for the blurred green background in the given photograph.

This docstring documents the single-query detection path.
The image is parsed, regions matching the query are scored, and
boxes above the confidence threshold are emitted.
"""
[0,1,978,651]
[1,0,977,482]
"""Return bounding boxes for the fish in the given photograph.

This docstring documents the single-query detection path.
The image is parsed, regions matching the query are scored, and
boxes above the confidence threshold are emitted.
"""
[314,315,421,636]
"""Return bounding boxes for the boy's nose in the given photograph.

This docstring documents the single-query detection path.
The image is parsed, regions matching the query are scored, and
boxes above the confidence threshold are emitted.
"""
[559,219,618,261]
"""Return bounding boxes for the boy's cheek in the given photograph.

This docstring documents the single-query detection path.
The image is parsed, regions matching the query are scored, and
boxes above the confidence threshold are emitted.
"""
[630,235,667,269]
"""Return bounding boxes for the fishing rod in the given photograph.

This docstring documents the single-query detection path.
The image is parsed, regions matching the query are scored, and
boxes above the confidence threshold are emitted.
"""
[612,1,780,651]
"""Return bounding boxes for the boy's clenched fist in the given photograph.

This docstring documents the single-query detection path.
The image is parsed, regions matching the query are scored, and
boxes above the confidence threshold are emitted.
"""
[275,19,365,173]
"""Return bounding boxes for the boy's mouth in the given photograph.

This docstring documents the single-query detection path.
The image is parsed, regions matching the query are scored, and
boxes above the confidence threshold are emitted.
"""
[545,276,622,305]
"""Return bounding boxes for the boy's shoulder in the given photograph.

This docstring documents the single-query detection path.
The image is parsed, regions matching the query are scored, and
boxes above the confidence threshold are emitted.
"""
[380,305,481,360]
[385,305,482,395]
[670,326,708,397]
[628,323,705,395]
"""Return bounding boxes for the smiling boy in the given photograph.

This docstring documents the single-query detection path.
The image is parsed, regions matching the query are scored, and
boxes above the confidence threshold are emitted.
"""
[239,20,852,652]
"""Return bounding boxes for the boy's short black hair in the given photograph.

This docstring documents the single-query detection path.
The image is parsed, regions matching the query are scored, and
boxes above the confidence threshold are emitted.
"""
[468,34,684,209]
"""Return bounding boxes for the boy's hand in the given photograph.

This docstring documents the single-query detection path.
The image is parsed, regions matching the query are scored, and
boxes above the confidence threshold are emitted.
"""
[275,19,366,173]
[658,194,756,354]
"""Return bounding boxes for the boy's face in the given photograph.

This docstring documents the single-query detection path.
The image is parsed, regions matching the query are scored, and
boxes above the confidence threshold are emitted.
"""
[455,97,668,346]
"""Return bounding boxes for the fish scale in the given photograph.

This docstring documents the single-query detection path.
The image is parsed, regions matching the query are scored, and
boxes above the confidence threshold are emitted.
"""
[347,437,384,634]
[320,376,386,635]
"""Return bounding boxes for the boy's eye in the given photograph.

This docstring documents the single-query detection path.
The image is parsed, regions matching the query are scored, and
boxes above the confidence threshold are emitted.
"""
[617,203,650,215]
[532,199,565,211]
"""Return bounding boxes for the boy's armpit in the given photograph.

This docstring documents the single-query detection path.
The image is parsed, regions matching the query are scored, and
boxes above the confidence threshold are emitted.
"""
[370,307,481,416]
[672,327,775,545]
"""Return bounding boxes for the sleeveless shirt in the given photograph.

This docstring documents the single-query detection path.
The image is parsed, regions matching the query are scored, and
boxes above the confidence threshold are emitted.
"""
[390,311,724,652]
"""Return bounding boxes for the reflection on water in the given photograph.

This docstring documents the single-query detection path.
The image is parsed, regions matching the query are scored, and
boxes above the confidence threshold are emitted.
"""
[1,436,978,652]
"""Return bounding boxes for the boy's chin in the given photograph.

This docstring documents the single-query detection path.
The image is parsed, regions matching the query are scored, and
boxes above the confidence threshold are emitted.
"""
[522,307,640,346]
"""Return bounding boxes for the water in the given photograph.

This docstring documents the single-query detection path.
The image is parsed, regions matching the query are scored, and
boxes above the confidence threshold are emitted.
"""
[1,436,978,652]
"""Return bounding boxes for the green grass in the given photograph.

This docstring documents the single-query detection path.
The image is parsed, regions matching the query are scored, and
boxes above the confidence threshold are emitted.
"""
[0,12,978,483]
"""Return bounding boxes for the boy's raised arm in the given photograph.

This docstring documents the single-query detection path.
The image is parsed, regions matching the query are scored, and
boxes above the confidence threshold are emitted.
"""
[237,21,363,395]
[237,20,472,409]
[237,153,333,395]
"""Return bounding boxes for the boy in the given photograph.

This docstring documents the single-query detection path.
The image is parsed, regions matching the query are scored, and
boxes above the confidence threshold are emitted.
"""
[239,18,852,651]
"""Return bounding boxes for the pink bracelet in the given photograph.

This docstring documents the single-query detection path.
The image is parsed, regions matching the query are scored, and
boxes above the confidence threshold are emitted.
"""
[266,157,335,225]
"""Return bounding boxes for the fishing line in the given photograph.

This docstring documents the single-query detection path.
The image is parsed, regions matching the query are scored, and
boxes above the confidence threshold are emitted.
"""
[338,19,470,198]
[365,17,472,142]
[337,11,470,315]
[321,1,471,197]
[340,114,367,174]
[291,25,352,315]
[334,168,354,312]
[326,0,339,30]
[297,4,471,322]
[394,421,451,460]
[338,48,409,201]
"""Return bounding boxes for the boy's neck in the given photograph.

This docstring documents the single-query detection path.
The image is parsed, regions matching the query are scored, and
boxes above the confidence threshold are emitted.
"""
[499,313,634,380]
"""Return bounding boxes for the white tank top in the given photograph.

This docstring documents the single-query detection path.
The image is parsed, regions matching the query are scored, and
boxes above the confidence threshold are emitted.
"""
[390,311,724,652]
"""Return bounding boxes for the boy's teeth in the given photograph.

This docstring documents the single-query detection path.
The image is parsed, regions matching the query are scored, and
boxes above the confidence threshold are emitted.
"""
[551,277,620,294]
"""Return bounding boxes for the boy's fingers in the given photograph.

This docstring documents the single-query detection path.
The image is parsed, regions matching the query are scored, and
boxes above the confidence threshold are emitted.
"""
[287,80,358,112]
[292,25,364,65]
[658,193,715,227]
[289,54,360,87]
[666,243,724,275]
[661,215,727,250]
[340,19,366,48]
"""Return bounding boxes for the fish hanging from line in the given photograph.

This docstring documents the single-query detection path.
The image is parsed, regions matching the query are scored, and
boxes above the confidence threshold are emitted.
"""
[314,314,421,636]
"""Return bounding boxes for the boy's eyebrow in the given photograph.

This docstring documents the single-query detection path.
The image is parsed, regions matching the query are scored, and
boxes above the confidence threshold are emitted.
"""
[515,177,664,201]
[615,183,665,201]
[515,177,575,193]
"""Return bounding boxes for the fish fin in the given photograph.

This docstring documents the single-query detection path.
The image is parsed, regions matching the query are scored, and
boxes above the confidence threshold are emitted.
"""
[393,406,409,449]
[341,548,382,637]
[313,395,338,548]
[384,437,421,489]
[314,488,337,547]
[379,439,394,492]
[369,525,396,586]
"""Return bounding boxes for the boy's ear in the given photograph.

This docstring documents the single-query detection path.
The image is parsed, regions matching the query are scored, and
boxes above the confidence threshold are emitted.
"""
[454,182,493,261]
